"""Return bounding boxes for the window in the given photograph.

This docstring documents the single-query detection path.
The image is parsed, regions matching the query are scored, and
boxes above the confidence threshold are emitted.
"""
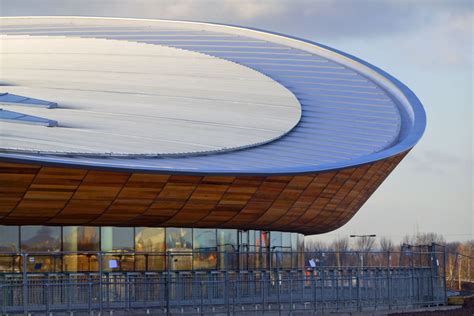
[21,226,61,272]
[248,230,257,269]
[0,226,19,251]
[63,227,100,272]
[135,227,165,271]
[63,226,100,251]
[101,227,134,271]
[101,227,134,252]
[193,229,217,270]
[21,226,61,252]
[258,231,270,269]
[0,226,19,272]
[166,228,192,270]
[270,231,282,268]
[281,232,292,268]
[217,229,237,270]
[291,233,298,268]
[297,234,305,268]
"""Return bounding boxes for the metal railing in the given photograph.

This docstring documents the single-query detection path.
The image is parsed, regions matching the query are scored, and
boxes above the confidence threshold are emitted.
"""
[0,249,446,315]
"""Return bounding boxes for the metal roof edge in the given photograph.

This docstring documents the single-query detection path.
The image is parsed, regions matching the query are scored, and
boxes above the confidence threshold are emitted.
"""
[0,16,426,175]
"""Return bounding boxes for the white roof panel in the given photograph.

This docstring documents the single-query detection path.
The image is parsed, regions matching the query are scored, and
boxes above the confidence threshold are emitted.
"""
[0,35,301,156]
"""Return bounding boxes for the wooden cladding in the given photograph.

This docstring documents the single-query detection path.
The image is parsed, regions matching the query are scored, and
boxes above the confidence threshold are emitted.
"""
[0,153,406,235]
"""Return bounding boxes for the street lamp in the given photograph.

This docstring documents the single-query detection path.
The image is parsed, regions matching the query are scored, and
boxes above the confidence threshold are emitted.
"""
[349,234,376,268]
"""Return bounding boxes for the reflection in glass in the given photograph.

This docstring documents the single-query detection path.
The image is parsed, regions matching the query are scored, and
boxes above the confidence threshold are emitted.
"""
[248,230,257,269]
[63,226,100,251]
[0,226,19,272]
[135,227,165,271]
[281,232,292,268]
[101,227,134,271]
[254,230,261,269]
[21,226,61,272]
[0,226,19,251]
[167,228,192,270]
[193,229,217,270]
[297,233,305,268]
[238,230,249,270]
[291,233,298,268]
[270,231,282,268]
[217,229,237,270]
[21,226,61,252]
[63,226,100,272]
[259,231,270,269]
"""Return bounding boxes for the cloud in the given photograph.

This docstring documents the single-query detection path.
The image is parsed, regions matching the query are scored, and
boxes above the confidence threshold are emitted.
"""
[405,147,472,176]
[1,0,471,38]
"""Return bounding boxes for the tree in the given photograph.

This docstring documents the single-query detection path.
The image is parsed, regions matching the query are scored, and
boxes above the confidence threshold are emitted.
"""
[332,237,349,267]
[355,236,375,252]
[413,232,445,246]
[379,237,394,252]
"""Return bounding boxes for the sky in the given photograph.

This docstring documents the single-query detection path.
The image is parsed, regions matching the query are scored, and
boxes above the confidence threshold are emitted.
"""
[1,0,472,243]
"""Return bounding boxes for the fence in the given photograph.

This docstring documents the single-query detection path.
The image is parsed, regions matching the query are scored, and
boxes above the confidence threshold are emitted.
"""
[0,249,446,315]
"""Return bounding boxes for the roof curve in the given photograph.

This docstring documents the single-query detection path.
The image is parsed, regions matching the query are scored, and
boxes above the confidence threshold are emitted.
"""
[0,17,426,175]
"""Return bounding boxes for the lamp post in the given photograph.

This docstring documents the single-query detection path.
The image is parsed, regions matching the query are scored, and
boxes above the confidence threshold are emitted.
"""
[349,234,376,268]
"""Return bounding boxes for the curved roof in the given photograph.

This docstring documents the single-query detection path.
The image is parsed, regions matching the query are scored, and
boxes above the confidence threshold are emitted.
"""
[1,35,301,156]
[0,17,426,175]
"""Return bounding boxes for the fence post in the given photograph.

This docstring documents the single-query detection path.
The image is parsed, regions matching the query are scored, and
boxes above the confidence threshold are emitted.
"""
[276,250,281,316]
[387,251,391,310]
[22,252,28,315]
[45,275,49,314]
[313,268,317,312]
[411,251,416,306]
[443,247,447,304]
[88,274,92,315]
[99,251,103,313]
[289,277,293,316]
[126,273,130,310]
[357,252,361,312]
[166,251,171,316]
[429,244,435,304]
[225,271,230,316]
[334,269,338,311]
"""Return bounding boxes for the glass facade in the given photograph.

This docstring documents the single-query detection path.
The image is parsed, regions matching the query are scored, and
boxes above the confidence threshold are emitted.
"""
[21,226,61,272]
[270,231,282,268]
[0,226,19,272]
[101,227,134,271]
[63,226,100,272]
[0,226,304,272]
[217,229,237,270]
[193,228,217,270]
[135,227,165,271]
[166,228,192,270]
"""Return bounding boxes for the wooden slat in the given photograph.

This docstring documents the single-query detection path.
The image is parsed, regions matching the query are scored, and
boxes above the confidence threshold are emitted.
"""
[0,152,407,234]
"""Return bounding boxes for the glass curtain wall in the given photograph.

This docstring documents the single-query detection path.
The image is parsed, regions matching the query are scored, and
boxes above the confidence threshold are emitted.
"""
[166,228,192,270]
[21,226,61,272]
[298,234,305,268]
[135,227,165,271]
[291,233,298,268]
[281,232,292,268]
[193,229,217,270]
[0,226,305,272]
[101,227,134,271]
[238,230,249,270]
[270,231,282,269]
[217,229,237,270]
[259,231,270,269]
[63,226,99,272]
[0,226,19,272]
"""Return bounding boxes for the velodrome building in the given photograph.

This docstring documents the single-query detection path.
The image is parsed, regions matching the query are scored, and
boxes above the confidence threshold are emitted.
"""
[0,17,425,273]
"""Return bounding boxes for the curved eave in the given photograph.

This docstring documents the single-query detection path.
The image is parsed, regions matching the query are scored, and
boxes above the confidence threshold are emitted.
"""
[0,17,426,175]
